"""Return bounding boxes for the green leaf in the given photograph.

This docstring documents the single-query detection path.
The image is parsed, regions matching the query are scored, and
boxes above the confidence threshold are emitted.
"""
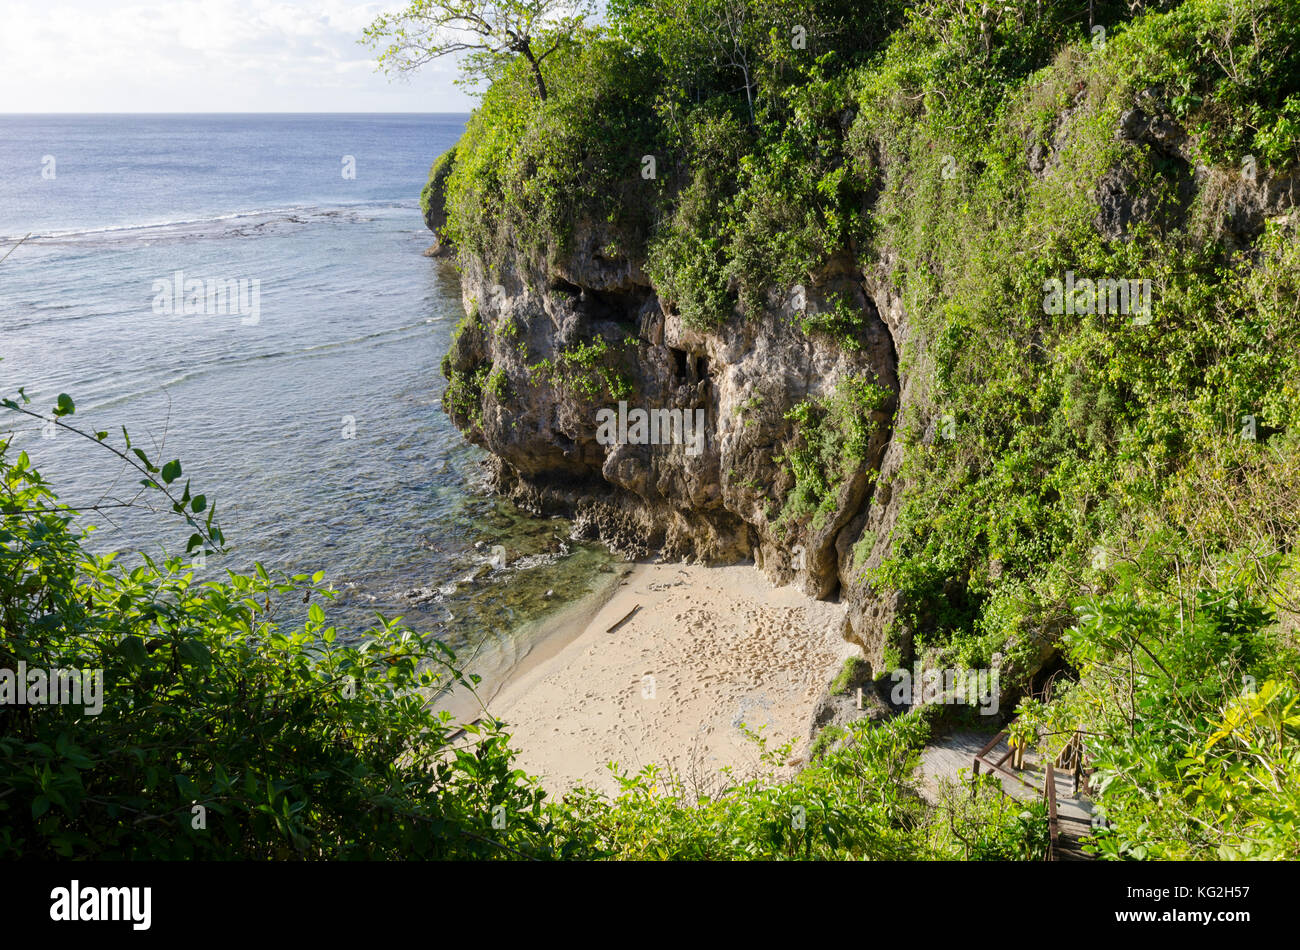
[119,635,149,666]
[178,640,210,668]
[161,459,182,484]
[191,494,207,513]
[53,393,75,417]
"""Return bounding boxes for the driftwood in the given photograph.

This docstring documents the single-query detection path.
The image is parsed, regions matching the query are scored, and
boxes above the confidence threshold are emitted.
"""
[605,604,642,633]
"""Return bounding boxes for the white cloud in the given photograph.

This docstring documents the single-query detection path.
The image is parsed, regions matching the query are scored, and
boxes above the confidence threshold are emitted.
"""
[2,0,472,111]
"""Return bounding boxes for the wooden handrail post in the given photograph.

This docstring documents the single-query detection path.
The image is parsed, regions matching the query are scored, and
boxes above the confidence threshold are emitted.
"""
[1044,760,1059,861]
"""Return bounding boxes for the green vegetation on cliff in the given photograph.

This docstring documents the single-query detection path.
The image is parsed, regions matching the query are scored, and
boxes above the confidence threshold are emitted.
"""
[428,0,1300,859]
[777,373,892,531]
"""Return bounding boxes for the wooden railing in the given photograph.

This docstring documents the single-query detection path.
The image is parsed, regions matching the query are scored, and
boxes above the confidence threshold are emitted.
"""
[1055,730,1089,797]
[971,730,1039,796]
[1044,760,1060,861]
[971,728,1069,861]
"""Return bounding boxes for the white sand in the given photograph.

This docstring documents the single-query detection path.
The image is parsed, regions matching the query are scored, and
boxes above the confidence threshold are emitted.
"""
[483,562,854,797]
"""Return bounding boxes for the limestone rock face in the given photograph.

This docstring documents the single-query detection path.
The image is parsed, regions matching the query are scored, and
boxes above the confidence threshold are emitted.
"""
[421,147,457,257]
[443,236,907,660]
[1048,85,1300,246]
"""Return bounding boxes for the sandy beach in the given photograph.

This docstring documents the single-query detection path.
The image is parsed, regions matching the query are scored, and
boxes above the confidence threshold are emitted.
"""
[480,562,855,798]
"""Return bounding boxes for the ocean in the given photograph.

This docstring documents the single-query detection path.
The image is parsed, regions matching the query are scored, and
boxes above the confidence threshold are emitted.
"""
[0,113,617,691]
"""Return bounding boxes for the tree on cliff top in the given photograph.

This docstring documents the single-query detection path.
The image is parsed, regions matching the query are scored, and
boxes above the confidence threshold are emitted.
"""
[362,0,594,101]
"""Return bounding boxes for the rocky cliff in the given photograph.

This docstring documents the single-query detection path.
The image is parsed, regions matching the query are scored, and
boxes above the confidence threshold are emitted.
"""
[434,104,1298,687]
[439,209,921,669]
[427,0,1300,699]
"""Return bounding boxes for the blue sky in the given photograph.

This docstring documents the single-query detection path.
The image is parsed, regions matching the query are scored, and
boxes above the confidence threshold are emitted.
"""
[3,0,475,112]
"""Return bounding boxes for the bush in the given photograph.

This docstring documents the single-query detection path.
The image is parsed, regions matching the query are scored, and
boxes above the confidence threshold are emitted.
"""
[0,397,560,859]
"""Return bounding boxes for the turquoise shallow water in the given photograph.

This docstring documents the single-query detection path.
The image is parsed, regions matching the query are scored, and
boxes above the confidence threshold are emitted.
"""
[0,114,617,672]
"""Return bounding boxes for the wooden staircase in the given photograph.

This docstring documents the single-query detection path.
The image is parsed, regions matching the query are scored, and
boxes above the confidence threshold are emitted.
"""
[973,730,1096,862]
[1044,761,1095,861]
